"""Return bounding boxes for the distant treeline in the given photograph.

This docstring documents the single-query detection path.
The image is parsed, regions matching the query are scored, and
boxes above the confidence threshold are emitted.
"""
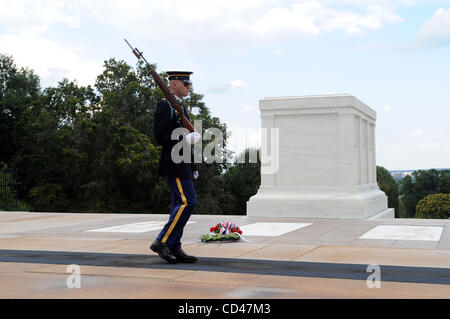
[381,166,450,218]
[0,53,259,215]
[390,168,450,182]
[397,169,450,218]
[1,53,448,217]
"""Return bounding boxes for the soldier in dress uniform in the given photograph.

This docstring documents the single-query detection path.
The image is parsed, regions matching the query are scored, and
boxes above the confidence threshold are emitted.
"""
[150,71,201,263]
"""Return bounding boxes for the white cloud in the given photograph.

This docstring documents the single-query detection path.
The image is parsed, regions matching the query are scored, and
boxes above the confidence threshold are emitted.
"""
[377,142,408,151]
[416,8,450,46]
[0,0,409,86]
[409,129,450,151]
[73,0,406,49]
[384,104,391,111]
[208,79,248,93]
[0,34,102,87]
[320,3,403,35]
[273,49,283,55]
[358,41,386,51]
[230,80,248,88]
[411,129,424,137]
[417,141,450,151]
[410,129,450,140]
[241,105,259,113]
[0,0,99,87]
[0,0,80,35]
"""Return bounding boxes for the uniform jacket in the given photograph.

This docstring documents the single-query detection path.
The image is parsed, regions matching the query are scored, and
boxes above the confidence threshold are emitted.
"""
[153,99,197,179]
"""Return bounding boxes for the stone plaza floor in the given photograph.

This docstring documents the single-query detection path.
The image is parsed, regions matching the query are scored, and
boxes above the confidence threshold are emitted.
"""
[0,211,449,299]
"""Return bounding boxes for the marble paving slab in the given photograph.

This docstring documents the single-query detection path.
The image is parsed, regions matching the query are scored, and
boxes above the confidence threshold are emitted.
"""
[359,225,443,241]
[240,223,312,237]
[86,221,195,233]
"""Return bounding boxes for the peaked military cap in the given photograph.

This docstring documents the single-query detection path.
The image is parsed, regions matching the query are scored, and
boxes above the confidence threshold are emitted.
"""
[167,71,193,85]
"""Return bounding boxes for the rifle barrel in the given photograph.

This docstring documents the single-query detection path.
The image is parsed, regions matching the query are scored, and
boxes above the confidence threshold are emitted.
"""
[124,38,134,51]
[124,39,195,133]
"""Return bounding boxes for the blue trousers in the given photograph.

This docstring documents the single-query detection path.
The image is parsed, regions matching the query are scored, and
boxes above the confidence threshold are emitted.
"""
[156,177,196,251]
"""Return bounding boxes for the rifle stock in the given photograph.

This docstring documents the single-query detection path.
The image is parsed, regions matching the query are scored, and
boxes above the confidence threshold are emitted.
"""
[124,39,195,133]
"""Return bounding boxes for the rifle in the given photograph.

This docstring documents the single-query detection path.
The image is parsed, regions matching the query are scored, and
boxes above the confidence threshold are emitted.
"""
[124,39,195,133]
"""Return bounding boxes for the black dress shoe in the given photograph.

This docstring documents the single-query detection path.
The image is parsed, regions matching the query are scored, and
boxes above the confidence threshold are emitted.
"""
[150,240,177,264]
[172,248,198,263]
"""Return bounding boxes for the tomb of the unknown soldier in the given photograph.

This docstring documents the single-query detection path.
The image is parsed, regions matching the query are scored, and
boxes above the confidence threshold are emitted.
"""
[247,94,394,219]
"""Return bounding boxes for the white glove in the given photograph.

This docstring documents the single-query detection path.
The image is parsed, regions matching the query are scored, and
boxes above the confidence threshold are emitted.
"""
[185,132,201,145]
[193,171,199,180]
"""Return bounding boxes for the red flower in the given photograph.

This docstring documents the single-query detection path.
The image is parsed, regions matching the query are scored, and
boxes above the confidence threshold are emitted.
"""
[210,224,220,233]
[209,222,242,235]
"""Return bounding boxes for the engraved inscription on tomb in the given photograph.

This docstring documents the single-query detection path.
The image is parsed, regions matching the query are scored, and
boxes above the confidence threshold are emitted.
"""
[275,113,339,185]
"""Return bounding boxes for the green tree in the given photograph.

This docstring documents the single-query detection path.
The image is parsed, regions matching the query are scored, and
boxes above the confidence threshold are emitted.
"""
[415,193,450,219]
[4,54,234,215]
[376,166,399,217]
[399,175,417,218]
[10,58,170,213]
[223,148,261,215]
[11,78,99,211]
[95,58,161,141]
[183,92,235,215]
[400,169,450,218]
[0,168,18,210]
[438,170,450,194]
[1,54,41,165]
[78,109,161,212]
[89,59,166,212]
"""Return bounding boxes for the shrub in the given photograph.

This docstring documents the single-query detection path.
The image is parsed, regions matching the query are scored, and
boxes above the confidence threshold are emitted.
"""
[28,183,69,212]
[415,193,450,219]
[377,166,399,216]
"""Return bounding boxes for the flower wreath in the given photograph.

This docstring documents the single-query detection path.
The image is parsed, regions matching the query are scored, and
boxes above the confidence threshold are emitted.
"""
[200,221,244,242]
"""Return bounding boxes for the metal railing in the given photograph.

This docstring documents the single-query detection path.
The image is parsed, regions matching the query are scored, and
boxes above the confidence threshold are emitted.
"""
[1,169,18,210]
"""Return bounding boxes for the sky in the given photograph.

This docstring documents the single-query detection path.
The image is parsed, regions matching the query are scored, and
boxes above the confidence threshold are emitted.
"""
[1,0,449,170]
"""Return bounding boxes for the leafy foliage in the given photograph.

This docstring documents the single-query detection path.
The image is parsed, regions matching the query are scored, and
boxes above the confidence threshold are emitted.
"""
[415,193,450,219]
[223,148,261,215]
[0,169,18,210]
[6,52,445,218]
[200,232,240,242]
[1,54,40,166]
[399,169,450,218]
[1,53,236,214]
[376,166,399,216]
